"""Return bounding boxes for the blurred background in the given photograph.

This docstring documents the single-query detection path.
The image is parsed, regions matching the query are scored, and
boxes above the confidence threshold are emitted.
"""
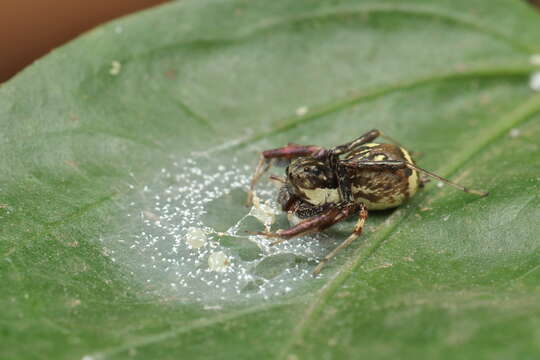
[0,0,538,83]
[0,0,169,83]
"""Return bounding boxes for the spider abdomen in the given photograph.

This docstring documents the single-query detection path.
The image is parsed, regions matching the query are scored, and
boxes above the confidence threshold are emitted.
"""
[346,143,420,210]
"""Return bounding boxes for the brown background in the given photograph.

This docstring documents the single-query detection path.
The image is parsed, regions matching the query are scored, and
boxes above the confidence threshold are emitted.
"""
[1,0,539,83]
[0,0,168,83]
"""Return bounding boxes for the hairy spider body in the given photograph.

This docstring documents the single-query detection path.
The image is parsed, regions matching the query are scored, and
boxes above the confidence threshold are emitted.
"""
[248,129,487,275]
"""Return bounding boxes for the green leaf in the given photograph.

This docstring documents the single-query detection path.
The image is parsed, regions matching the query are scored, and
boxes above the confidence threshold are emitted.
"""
[253,254,312,279]
[2,0,540,359]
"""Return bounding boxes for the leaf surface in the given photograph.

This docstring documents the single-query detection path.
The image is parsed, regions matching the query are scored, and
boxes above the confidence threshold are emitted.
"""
[2,1,540,359]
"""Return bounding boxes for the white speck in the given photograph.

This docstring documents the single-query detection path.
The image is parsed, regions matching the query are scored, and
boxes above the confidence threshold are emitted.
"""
[185,227,207,249]
[437,181,444,188]
[81,356,94,360]
[530,54,540,66]
[442,214,450,222]
[204,305,223,310]
[530,72,540,92]
[509,128,521,138]
[208,251,229,272]
[114,25,123,34]
[109,60,122,76]
[295,106,308,116]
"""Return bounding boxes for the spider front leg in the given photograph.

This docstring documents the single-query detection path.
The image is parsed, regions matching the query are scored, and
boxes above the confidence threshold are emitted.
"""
[253,201,366,275]
[312,204,368,276]
[254,201,357,243]
[247,143,324,205]
[330,129,380,155]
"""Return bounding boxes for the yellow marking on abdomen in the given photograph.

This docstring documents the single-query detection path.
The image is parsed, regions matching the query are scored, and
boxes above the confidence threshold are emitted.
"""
[401,147,419,198]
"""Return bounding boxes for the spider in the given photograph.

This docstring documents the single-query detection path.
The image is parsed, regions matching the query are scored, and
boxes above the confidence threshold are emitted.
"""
[247,129,488,275]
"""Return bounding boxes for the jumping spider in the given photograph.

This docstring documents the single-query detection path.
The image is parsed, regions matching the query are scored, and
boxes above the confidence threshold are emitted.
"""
[247,129,488,276]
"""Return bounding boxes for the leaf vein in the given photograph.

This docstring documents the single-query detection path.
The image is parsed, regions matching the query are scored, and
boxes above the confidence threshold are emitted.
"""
[231,62,534,151]
[118,4,537,63]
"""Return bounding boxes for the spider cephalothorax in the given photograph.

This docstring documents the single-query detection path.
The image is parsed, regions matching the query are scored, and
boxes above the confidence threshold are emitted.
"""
[285,157,339,206]
[248,129,488,275]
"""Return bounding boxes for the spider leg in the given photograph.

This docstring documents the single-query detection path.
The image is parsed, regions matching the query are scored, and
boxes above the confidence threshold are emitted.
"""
[254,201,367,275]
[253,202,358,242]
[313,204,368,276]
[330,130,423,159]
[405,162,488,197]
[247,155,272,206]
[330,129,381,155]
[247,143,324,205]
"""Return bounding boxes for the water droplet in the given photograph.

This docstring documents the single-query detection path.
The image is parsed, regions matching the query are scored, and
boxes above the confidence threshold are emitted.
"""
[109,60,122,76]
[509,128,520,138]
[295,106,308,116]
